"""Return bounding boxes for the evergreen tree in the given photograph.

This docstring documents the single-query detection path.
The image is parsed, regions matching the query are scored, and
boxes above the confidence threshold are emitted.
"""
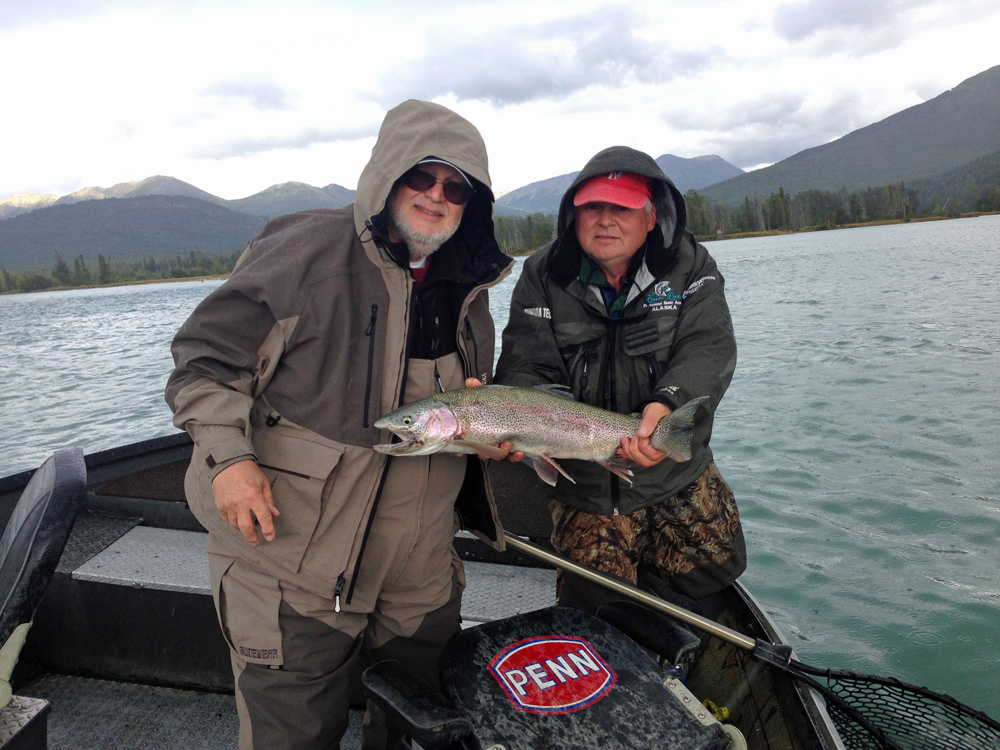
[72,255,93,286]
[52,254,72,285]
[98,254,113,284]
[684,190,709,236]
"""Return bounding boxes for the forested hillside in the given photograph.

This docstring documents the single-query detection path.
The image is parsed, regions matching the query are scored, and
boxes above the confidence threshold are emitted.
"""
[495,154,743,216]
[1,212,557,293]
[703,66,1000,204]
[0,196,267,270]
[908,150,1000,213]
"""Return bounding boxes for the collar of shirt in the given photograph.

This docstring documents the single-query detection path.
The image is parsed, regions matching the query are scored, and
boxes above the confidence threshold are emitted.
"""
[578,249,645,317]
[410,256,431,285]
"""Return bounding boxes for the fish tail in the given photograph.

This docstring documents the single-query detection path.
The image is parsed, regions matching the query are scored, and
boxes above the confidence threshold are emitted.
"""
[650,396,710,462]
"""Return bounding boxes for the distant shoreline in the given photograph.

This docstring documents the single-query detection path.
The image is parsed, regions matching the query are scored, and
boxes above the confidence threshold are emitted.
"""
[697,210,998,242]
[3,211,995,293]
[502,210,997,256]
[1,274,229,295]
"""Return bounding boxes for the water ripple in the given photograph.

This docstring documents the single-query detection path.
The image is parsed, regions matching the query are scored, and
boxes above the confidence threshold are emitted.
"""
[3,216,999,718]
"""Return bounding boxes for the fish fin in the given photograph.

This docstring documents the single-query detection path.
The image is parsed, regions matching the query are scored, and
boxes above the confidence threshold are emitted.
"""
[598,455,634,485]
[522,457,557,486]
[373,440,439,456]
[541,454,576,484]
[532,384,576,401]
[455,441,509,460]
[650,396,710,462]
[522,455,576,486]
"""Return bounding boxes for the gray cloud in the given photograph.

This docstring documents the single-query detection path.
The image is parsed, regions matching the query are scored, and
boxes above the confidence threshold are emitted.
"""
[672,93,809,132]
[191,123,376,160]
[372,6,726,106]
[202,79,296,111]
[683,89,869,168]
[770,0,936,53]
[773,0,903,41]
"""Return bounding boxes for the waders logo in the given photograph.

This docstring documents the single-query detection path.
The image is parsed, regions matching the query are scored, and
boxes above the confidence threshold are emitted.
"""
[488,636,616,714]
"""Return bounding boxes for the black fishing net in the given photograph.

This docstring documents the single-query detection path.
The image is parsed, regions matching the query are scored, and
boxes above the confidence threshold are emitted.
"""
[793,663,1000,750]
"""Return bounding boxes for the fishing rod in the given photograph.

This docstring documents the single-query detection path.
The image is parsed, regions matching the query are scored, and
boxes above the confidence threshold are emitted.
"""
[502,531,1000,750]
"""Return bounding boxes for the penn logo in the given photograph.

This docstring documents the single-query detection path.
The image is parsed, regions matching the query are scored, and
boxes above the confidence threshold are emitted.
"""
[488,636,617,714]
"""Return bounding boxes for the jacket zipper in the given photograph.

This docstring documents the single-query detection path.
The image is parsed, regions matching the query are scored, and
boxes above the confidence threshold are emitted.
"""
[605,320,620,515]
[334,575,345,613]
[345,281,417,607]
[345,276,420,606]
[345,454,394,606]
[362,304,378,428]
[343,301,388,606]
[431,315,440,358]
[434,361,444,393]
[346,278,499,605]
[463,317,485,382]
[645,354,658,390]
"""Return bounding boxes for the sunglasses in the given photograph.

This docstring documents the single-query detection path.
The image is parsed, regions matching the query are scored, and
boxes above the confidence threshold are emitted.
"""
[400,168,475,205]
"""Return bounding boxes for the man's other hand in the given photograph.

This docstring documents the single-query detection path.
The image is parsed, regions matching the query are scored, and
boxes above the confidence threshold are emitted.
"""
[619,402,673,468]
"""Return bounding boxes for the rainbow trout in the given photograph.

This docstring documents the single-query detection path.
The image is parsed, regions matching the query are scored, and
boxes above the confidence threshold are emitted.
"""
[373,385,708,486]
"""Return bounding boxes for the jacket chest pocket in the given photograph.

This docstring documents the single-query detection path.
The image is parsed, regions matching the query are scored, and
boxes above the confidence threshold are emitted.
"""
[553,321,605,403]
[254,424,344,574]
[622,315,679,388]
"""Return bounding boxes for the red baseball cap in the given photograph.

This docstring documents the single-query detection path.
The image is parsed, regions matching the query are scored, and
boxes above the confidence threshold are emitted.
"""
[573,172,651,209]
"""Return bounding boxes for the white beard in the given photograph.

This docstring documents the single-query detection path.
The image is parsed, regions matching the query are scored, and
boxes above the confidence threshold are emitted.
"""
[390,204,460,261]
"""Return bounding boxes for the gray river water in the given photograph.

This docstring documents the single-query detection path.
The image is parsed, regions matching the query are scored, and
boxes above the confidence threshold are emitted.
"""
[2,214,998,718]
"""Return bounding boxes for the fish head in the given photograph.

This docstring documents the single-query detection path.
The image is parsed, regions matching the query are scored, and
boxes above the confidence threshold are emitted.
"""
[372,398,462,455]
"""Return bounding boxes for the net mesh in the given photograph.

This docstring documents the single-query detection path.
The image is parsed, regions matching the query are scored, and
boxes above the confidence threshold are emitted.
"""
[803,666,1000,750]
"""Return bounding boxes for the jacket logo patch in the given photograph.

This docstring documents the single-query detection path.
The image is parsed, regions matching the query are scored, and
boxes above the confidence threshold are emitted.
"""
[645,281,682,312]
[523,306,551,319]
[488,636,616,714]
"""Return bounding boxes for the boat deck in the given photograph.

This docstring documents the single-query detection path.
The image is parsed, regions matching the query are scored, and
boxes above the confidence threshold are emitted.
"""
[2,443,842,750]
[13,507,556,749]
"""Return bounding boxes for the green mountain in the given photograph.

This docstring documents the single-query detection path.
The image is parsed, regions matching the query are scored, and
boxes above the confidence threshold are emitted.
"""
[225,182,355,218]
[495,154,743,216]
[703,65,1000,205]
[0,177,359,272]
[0,195,268,271]
[908,150,1000,212]
[53,175,222,206]
[1,175,357,223]
[495,171,578,217]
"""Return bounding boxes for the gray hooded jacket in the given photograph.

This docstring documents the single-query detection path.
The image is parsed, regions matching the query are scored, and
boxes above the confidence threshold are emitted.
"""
[496,146,738,515]
[166,100,513,602]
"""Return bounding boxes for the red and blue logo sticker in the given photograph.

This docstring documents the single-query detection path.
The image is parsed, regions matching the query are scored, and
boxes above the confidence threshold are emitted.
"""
[488,636,617,714]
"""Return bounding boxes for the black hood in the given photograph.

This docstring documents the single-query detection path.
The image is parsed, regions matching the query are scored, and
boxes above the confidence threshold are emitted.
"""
[557,145,687,247]
[549,146,688,287]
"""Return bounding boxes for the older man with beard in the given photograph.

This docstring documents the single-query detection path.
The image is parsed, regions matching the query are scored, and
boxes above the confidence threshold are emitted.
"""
[166,100,513,750]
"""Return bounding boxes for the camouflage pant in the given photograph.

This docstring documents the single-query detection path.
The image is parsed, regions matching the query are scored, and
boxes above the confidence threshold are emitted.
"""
[550,462,745,603]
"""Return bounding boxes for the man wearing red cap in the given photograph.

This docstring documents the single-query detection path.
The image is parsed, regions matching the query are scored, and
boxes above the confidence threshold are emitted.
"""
[495,146,745,616]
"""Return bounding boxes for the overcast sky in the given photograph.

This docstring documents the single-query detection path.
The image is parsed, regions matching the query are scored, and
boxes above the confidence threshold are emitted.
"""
[2,0,998,200]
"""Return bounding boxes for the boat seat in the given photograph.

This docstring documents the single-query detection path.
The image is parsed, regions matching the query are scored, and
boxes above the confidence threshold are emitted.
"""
[364,606,738,750]
[596,599,701,678]
[0,448,86,708]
